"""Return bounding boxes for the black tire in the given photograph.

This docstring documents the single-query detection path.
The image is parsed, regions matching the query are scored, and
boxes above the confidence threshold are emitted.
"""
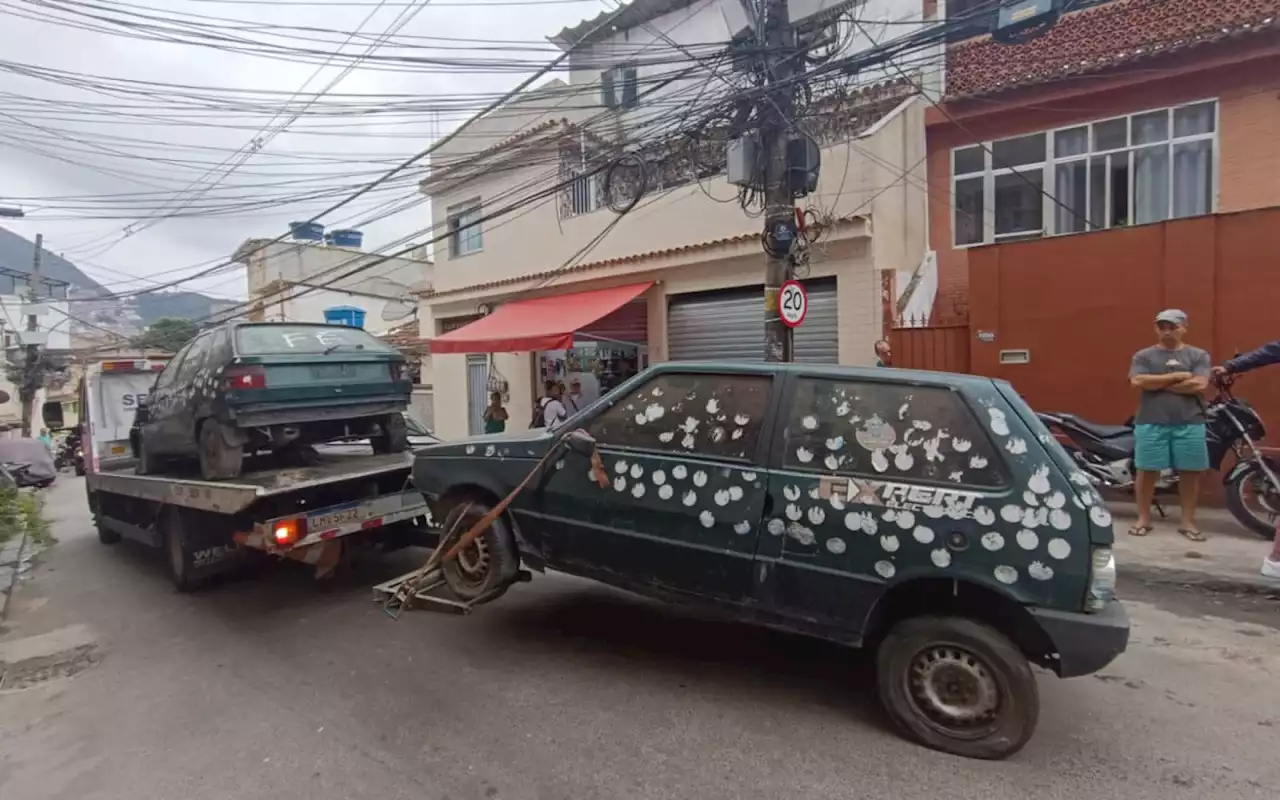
[372,413,409,455]
[198,419,244,481]
[161,506,203,593]
[1225,464,1280,539]
[93,489,121,546]
[876,616,1039,760]
[439,500,518,603]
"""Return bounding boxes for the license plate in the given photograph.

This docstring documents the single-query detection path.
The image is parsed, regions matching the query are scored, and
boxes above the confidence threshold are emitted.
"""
[310,364,352,379]
[308,506,362,531]
[110,445,126,454]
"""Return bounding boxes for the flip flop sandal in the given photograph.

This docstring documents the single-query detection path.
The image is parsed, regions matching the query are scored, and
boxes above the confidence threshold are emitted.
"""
[1178,528,1207,542]
[1127,524,1153,537]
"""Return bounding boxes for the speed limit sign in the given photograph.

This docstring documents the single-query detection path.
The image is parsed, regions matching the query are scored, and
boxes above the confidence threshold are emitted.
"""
[778,279,808,328]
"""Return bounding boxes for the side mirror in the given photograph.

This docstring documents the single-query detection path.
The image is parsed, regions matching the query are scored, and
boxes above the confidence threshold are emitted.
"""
[562,429,597,457]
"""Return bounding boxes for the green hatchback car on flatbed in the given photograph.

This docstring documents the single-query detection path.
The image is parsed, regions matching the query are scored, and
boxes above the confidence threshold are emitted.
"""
[411,361,1129,759]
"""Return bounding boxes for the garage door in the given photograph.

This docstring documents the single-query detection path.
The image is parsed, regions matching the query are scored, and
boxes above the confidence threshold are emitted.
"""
[667,279,838,363]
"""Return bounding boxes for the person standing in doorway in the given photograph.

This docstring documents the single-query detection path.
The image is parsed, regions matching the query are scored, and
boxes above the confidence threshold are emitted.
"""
[1128,309,1212,541]
[565,378,585,415]
[482,392,508,434]
[1212,338,1280,579]
[542,380,569,432]
[874,339,892,367]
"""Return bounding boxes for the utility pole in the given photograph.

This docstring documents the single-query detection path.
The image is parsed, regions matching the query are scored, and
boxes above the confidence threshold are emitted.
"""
[761,0,795,363]
[19,233,42,438]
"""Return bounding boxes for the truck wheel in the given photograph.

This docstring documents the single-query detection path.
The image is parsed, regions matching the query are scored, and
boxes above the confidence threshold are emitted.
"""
[876,616,1039,760]
[161,506,203,593]
[372,413,408,455]
[439,501,518,603]
[97,522,122,545]
[198,420,244,481]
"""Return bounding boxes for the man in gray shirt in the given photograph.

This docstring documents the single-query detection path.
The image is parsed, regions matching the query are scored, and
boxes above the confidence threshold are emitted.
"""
[1127,309,1211,540]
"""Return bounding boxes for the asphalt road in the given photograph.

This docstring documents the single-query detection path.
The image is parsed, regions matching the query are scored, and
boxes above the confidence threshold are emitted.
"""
[1,478,1276,800]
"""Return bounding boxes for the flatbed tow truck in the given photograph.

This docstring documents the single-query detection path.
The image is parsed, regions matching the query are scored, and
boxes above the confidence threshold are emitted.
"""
[79,358,434,590]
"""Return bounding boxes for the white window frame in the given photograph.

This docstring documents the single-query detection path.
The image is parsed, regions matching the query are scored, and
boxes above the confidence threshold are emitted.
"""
[447,200,483,257]
[950,98,1220,249]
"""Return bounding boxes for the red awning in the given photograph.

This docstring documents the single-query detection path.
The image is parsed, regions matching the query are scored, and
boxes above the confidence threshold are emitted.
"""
[430,282,653,354]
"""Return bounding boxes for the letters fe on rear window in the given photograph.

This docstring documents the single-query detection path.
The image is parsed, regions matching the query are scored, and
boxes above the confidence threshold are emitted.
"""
[783,379,1007,488]
[590,372,771,460]
[234,324,392,356]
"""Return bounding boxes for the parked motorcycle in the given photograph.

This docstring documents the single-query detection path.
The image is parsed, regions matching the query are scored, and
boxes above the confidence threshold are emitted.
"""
[1038,375,1280,539]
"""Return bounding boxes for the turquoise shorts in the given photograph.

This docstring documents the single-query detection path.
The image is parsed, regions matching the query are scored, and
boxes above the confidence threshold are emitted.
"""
[1133,423,1209,472]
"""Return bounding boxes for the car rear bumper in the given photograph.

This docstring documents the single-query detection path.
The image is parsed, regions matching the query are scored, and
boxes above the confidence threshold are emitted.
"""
[230,399,406,428]
[1029,600,1130,678]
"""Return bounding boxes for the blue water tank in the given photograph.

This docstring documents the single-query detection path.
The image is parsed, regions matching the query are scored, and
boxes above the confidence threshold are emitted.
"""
[324,305,366,328]
[325,228,363,248]
[289,221,325,241]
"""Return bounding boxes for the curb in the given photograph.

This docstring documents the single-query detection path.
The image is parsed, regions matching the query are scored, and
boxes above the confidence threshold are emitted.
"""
[1121,563,1280,597]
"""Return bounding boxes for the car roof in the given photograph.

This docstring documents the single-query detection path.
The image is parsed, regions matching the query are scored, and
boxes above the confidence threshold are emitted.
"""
[646,360,1000,391]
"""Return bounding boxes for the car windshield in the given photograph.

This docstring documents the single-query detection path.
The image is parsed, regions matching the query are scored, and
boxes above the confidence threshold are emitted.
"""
[403,412,434,438]
[234,324,393,356]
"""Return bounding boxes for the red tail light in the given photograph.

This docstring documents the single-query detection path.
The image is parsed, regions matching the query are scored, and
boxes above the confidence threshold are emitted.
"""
[389,362,405,382]
[224,365,267,390]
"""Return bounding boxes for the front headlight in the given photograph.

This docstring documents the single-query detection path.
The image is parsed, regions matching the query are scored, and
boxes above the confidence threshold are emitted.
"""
[1086,546,1116,612]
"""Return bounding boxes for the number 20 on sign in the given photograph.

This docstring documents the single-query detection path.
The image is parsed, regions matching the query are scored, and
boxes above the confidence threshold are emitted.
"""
[778,279,808,328]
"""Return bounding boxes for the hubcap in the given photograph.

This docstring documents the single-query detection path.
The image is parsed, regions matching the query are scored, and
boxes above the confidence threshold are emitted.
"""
[908,645,1000,735]
[1243,475,1280,525]
[454,534,491,583]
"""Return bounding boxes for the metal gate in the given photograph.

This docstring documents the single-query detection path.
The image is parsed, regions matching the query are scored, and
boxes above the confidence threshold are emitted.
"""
[667,279,839,363]
[466,355,488,435]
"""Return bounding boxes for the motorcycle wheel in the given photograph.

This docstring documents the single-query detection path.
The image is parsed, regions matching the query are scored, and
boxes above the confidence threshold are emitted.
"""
[1225,463,1280,540]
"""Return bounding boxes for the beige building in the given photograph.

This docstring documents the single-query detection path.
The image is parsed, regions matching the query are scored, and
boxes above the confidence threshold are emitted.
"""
[419,0,932,440]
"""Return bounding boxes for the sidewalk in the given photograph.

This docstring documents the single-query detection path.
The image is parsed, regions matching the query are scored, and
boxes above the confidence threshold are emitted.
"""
[1109,501,1280,594]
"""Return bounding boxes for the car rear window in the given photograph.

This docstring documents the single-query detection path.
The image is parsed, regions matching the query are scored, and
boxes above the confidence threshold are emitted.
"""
[234,325,393,356]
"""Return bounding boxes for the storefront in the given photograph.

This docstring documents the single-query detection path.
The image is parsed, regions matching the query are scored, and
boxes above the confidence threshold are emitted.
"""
[667,278,839,363]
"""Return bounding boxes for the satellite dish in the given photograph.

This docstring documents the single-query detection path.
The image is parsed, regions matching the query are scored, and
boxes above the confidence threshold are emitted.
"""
[380,293,416,322]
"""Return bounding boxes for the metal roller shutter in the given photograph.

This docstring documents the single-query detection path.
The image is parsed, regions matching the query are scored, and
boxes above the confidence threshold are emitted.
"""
[667,279,838,363]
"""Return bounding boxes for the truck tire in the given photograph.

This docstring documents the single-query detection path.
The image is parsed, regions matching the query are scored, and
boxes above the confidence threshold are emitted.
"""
[876,616,1039,760]
[161,506,203,593]
[372,413,408,455]
[439,500,518,603]
[97,522,122,545]
[198,419,243,481]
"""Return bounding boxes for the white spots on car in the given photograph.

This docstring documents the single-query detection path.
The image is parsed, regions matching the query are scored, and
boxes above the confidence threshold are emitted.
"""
[880,534,901,553]
[993,565,1018,585]
[1071,494,1085,509]
[692,470,708,487]
[826,537,846,555]
[615,460,629,475]
[931,549,952,568]
[875,560,896,579]
[484,445,496,457]
[1023,490,1040,507]
[787,523,816,546]
[808,506,826,526]
[555,460,565,471]
[893,449,915,471]
[828,492,846,510]
[807,486,820,500]
[645,404,666,422]
[1005,437,1028,455]
[741,471,757,482]
[826,435,844,451]
[682,490,698,507]
[1028,464,1052,495]
[613,476,627,492]
[709,426,727,444]
[634,413,648,425]
[672,465,688,481]
[705,398,720,415]
[732,429,744,440]
[680,417,699,433]
[871,450,889,473]
[835,400,851,417]
[923,436,945,465]
[1090,505,1113,527]
[699,510,715,528]
[631,483,646,499]
[988,407,1010,437]
[658,484,674,501]
[948,471,964,483]
[785,503,803,521]
[1047,538,1071,560]
[845,511,876,535]
[466,445,476,455]
[919,504,943,520]
[981,532,1005,551]
[1021,508,1041,529]
[1016,529,1039,550]
[1028,561,1054,581]
[969,454,988,470]
[733,413,750,426]
[783,484,801,502]
[1080,491,1098,507]
[952,437,972,453]
[824,454,841,471]
[734,520,753,535]
[796,447,814,463]
[657,431,675,444]
[1049,509,1072,531]
[972,506,995,526]
[1045,491,1066,509]
[897,403,910,421]
[728,485,744,502]
[630,463,644,479]
[649,386,664,397]
[767,518,785,536]
[913,525,935,544]
[1070,471,1091,486]
[714,489,731,507]
[681,433,696,449]
[883,508,897,522]
[894,510,916,530]
[911,420,932,432]
[651,470,666,486]
[801,415,818,431]
[999,504,1022,523]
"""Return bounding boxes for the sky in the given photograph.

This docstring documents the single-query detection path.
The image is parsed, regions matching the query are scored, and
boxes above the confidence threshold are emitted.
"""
[0,0,608,300]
